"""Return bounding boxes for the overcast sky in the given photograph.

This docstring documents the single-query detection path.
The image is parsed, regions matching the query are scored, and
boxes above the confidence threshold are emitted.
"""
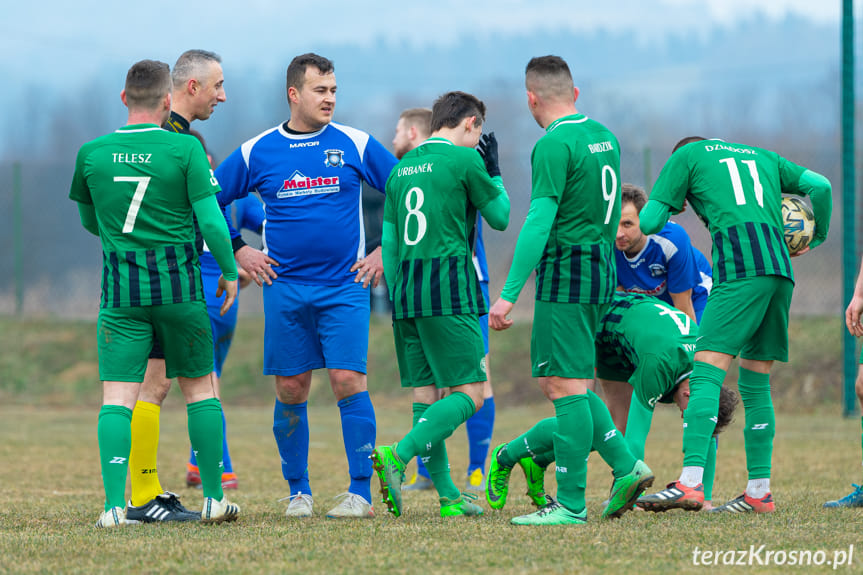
[2,0,846,84]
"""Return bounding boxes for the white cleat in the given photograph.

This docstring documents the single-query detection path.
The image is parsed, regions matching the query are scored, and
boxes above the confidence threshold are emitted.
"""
[281,492,314,518]
[201,496,240,523]
[326,492,374,519]
[95,506,127,529]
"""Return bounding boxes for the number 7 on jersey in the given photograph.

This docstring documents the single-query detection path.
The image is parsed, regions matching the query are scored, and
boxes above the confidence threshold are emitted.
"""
[115,176,151,233]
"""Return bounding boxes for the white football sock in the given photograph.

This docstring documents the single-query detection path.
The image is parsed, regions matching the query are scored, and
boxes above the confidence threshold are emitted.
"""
[679,466,704,488]
[746,478,770,499]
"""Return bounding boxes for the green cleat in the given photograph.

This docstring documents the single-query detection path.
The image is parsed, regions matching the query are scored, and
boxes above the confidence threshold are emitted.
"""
[518,457,551,508]
[370,444,406,518]
[485,444,514,510]
[440,492,484,517]
[602,459,655,519]
[511,500,586,526]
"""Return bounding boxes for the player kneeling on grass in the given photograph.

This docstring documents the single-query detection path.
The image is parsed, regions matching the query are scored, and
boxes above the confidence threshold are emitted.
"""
[486,292,737,519]
[637,136,831,514]
[69,59,241,528]
[371,91,510,518]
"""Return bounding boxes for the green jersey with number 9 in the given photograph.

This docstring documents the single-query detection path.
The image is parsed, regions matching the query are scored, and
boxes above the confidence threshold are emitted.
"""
[531,114,621,303]
[384,137,503,319]
[648,139,806,285]
[69,123,220,308]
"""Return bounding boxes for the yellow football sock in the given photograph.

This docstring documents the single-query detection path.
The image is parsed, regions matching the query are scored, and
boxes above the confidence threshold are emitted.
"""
[129,400,164,506]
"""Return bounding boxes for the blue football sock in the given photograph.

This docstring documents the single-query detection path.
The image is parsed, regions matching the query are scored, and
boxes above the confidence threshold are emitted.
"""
[466,396,495,474]
[221,408,233,474]
[337,391,376,502]
[273,399,311,496]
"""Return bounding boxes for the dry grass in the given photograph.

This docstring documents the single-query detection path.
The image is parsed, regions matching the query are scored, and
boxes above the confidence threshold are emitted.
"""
[1,400,862,574]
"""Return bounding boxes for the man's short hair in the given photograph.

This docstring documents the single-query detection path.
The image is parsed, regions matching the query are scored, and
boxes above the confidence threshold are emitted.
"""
[622,183,648,213]
[172,49,222,88]
[400,108,432,139]
[125,59,171,109]
[430,92,485,133]
[525,55,574,101]
[673,136,706,153]
[286,53,334,94]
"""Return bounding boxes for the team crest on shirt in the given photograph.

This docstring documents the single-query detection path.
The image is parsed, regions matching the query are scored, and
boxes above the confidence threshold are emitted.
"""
[324,149,344,168]
[648,263,667,278]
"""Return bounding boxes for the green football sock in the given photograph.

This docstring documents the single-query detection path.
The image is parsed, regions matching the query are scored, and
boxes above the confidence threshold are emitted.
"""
[98,404,133,511]
[498,417,557,467]
[587,390,637,478]
[188,398,225,501]
[623,397,654,462]
[860,416,863,482]
[552,394,591,514]
[412,403,459,500]
[396,392,476,465]
[682,361,725,468]
[703,436,718,500]
[737,367,775,480]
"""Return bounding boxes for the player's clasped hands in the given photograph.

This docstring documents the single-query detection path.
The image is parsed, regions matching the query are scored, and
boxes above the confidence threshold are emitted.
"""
[235,245,279,286]
[489,297,514,331]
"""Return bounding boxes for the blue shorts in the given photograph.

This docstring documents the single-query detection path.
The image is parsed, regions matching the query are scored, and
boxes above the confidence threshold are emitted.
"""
[479,281,489,355]
[263,280,369,376]
[202,266,239,378]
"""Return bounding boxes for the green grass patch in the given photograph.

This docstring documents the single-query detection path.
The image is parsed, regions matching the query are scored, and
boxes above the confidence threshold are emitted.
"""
[0,403,861,573]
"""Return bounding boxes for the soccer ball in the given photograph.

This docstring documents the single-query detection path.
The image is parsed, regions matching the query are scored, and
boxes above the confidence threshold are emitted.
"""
[781,196,815,255]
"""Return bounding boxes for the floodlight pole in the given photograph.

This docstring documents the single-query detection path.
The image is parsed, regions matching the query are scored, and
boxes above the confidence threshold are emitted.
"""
[842,0,857,416]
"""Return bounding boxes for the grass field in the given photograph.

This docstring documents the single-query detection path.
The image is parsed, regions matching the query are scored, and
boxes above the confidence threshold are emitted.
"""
[0,315,861,573]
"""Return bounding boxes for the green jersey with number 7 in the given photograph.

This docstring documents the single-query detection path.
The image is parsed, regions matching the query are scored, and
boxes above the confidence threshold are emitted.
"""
[69,124,220,308]
[530,114,621,304]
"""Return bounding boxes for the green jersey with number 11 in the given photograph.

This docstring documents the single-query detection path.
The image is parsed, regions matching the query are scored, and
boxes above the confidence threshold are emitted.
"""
[648,139,806,285]
[531,114,621,303]
[69,124,220,308]
[384,137,503,319]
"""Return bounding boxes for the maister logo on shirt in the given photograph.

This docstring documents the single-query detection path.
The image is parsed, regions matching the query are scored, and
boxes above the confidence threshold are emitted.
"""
[278,171,340,198]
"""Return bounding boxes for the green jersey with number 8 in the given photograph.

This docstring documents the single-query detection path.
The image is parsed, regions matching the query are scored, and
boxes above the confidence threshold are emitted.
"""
[384,137,503,319]
[531,114,621,303]
[648,139,806,285]
[69,123,220,308]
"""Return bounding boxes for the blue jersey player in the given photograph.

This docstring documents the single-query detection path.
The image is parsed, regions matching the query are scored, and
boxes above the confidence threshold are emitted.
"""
[215,53,398,519]
[615,183,712,323]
